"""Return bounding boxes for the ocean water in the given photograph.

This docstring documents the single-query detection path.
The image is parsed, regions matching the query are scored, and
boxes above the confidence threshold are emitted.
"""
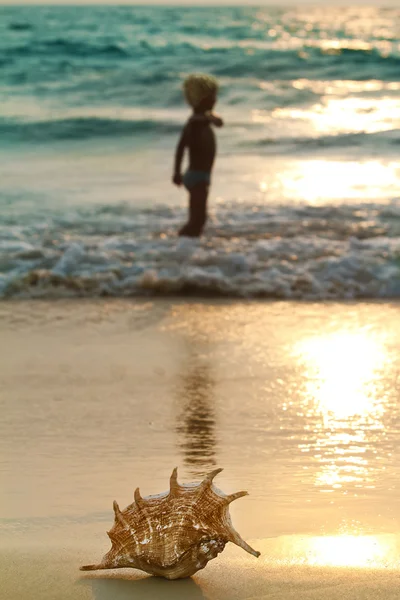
[1,5,400,299]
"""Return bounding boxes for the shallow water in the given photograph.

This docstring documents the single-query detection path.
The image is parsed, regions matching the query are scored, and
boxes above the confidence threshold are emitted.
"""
[1,6,400,299]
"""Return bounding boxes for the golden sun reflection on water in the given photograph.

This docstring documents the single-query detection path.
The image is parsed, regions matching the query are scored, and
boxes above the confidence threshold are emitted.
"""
[273,96,400,136]
[298,332,386,419]
[294,331,388,492]
[279,160,399,202]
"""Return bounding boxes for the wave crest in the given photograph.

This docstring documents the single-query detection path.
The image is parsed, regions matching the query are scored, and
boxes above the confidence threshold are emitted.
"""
[0,116,181,142]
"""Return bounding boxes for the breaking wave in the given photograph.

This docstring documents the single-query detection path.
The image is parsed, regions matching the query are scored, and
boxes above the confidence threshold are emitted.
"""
[1,202,400,300]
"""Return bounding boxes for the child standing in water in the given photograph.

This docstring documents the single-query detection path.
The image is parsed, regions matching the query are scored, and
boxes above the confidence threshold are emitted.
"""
[172,74,223,237]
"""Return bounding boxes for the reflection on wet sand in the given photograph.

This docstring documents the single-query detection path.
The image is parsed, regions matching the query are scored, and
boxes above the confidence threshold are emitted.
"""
[175,342,217,477]
[83,575,206,600]
[304,534,397,568]
[293,329,391,494]
[254,533,400,569]
[176,342,217,476]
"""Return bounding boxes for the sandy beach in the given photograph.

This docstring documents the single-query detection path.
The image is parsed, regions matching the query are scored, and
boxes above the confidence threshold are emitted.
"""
[1,299,399,599]
[1,3,400,597]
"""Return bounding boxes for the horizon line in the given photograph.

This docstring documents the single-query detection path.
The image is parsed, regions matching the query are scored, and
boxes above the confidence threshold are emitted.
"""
[0,1,398,5]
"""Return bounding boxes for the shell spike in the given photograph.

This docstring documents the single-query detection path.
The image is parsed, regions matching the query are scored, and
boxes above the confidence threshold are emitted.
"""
[228,529,261,558]
[107,529,116,542]
[113,500,126,527]
[169,467,180,495]
[226,490,248,504]
[80,563,109,571]
[134,487,144,506]
[201,468,223,489]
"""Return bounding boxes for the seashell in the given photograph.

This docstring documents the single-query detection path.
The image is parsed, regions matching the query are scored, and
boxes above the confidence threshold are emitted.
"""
[80,467,260,579]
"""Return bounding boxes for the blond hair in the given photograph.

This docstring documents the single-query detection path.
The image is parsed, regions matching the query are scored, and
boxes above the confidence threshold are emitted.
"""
[183,73,218,109]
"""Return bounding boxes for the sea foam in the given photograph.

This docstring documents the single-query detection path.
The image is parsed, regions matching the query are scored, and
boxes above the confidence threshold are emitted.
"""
[1,202,399,300]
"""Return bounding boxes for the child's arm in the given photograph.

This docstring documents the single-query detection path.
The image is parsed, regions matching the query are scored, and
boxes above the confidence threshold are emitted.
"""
[208,112,224,128]
[172,123,191,186]
[190,112,224,128]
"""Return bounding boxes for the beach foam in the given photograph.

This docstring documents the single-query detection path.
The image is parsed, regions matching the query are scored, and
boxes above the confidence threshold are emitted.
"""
[1,202,399,300]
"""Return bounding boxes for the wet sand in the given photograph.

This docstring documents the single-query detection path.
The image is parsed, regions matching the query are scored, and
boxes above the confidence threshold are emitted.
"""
[1,299,399,599]
[2,540,400,600]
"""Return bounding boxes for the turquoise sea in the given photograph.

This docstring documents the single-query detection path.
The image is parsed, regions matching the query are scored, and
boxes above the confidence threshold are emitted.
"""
[1,5,400,298]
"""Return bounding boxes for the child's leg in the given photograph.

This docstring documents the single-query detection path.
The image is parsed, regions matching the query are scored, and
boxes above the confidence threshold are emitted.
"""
[179,183,209,237]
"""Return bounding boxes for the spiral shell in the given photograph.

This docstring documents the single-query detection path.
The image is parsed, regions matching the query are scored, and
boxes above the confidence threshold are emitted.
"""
[80,467,260,579]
